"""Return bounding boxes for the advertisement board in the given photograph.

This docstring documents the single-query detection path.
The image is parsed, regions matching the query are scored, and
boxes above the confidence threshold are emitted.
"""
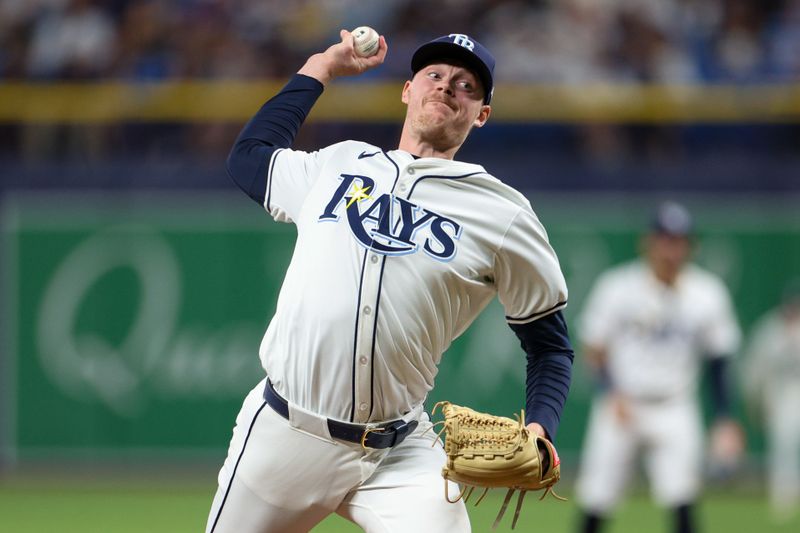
[2,192,798,459]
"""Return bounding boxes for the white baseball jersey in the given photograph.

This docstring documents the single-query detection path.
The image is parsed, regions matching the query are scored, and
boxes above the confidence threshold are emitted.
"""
[746,310,800,401]
[579,260,740,400]
[258,140,567,424]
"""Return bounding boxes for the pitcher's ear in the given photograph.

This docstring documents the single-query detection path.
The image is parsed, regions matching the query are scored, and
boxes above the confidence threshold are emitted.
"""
[473,105,491,128]
[401,80,412,104]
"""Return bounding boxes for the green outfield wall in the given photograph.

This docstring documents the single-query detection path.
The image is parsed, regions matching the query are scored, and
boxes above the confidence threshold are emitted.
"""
[2,192,798,461]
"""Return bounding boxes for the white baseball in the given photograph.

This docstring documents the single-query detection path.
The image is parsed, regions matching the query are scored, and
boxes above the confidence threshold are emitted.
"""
[352,26,380,57]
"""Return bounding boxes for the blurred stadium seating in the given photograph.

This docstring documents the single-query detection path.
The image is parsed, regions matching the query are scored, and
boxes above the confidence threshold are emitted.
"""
[0,0,797,189]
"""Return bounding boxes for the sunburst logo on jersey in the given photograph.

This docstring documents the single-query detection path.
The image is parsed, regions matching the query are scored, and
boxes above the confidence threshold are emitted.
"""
[346,184,373,208]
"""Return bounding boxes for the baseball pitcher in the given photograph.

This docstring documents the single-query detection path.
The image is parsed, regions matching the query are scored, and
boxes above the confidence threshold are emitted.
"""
[205,30,574,533]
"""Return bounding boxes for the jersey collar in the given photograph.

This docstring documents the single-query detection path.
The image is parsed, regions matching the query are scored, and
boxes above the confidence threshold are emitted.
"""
[389,149,487,178]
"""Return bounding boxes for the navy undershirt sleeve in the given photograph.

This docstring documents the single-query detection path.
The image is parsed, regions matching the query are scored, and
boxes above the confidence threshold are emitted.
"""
[226,74,324,204]
[509,310,574,442]
[707,356,733,418]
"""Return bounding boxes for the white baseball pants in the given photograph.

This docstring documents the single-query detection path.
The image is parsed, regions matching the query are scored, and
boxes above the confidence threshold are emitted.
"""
[206,378,470,533]
[765,386,800,519]
[576,394,703,513]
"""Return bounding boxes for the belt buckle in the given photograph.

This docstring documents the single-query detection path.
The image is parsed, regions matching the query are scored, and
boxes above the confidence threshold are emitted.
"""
[359,423,386,450]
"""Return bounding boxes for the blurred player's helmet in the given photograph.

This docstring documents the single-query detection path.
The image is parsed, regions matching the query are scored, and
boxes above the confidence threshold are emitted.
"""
[651,201,693,237]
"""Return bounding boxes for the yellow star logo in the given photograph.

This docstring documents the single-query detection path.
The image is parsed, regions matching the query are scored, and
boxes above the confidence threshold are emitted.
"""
[345,184,373,208]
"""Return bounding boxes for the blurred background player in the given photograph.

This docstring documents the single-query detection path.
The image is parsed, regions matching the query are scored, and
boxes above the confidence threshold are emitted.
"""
[744,281,800,523]
[574,201,744,533]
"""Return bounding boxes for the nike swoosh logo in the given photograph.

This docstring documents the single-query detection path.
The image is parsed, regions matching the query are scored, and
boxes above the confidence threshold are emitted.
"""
[358,150,381,159]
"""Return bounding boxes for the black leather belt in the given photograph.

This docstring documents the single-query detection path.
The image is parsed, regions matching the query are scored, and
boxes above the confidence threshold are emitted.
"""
[263,379,418,449]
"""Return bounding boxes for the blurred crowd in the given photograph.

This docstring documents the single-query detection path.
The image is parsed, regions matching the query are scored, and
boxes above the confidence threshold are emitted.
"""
[1,0,799,83]
[1,0,798,164]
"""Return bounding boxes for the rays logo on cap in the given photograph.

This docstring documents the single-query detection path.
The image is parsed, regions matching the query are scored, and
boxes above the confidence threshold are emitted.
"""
[449,34,475,51]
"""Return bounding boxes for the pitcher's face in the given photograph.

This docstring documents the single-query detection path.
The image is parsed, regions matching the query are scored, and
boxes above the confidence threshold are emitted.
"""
[401,62,490,150]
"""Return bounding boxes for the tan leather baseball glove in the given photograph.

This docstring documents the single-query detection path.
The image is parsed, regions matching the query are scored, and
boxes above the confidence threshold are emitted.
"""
[432,401,564,530]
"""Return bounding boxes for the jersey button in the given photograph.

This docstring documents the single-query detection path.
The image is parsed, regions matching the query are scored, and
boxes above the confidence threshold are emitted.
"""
[359,403,368,411]
[407,168,415,175]
[398,184,407,192]
[363,305,372,315]
[359,356,368,365]
[370,254,379,264]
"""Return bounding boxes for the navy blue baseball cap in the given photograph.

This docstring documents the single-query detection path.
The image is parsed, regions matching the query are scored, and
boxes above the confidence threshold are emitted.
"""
[411,34,495,104]
[650,201,693,237]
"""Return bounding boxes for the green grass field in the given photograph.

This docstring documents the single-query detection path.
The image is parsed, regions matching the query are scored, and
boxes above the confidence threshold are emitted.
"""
[1,475,798,533]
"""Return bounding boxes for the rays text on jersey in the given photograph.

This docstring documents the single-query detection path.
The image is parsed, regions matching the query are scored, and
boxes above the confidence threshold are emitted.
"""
[318,174,462,261]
